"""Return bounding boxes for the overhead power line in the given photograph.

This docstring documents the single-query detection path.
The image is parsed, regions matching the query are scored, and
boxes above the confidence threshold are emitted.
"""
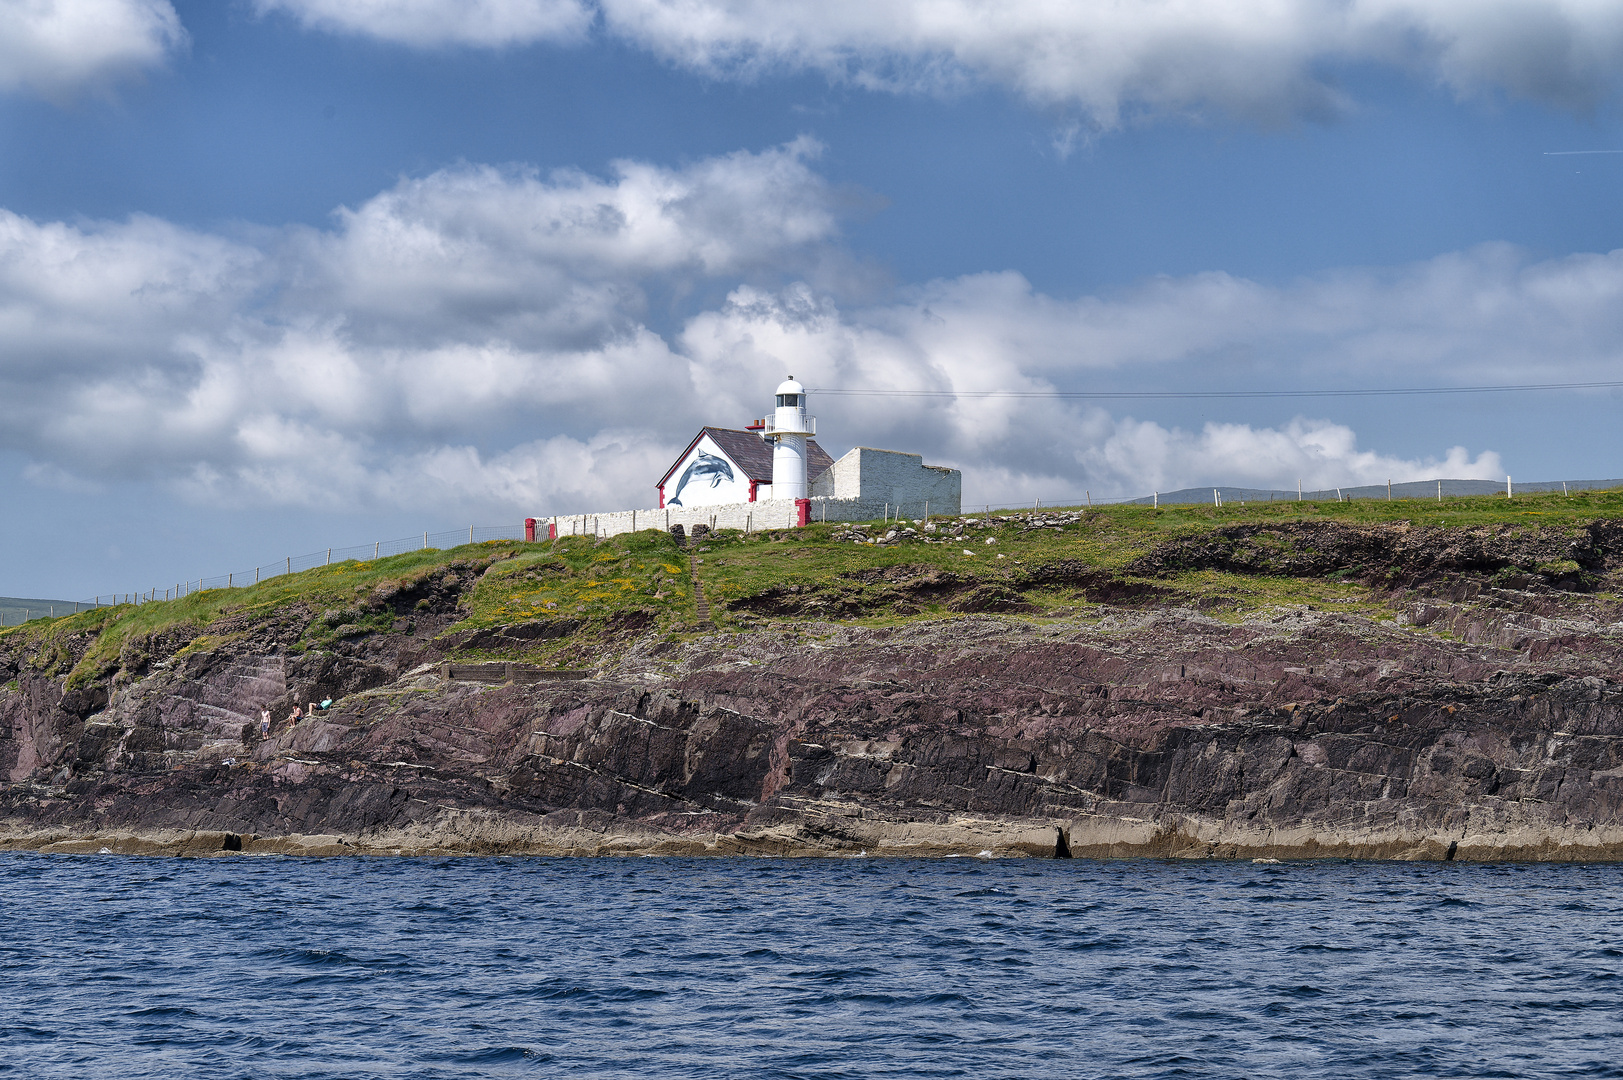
[809,379,1623,400]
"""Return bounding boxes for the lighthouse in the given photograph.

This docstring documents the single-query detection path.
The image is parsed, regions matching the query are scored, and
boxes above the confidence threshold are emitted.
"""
[768,375,815,500]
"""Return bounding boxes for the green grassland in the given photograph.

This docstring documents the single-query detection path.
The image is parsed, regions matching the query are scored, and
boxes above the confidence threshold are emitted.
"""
[5,487,1620,683]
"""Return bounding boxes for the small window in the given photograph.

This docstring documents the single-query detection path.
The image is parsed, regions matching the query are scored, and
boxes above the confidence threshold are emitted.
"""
[777,394,799,407]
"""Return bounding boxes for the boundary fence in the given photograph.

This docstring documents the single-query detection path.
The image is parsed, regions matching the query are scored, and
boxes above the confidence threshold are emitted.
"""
[0,525,526,625]
[965,477,1623,514]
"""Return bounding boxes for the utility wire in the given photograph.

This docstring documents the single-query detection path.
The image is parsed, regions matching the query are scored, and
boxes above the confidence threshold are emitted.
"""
[810,379,1623,400]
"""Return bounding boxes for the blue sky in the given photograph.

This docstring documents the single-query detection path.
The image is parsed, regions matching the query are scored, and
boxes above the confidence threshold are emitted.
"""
[2,0,1623,599]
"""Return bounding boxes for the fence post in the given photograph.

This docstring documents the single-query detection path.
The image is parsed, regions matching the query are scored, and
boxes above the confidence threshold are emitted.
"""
[1437,480,1442,502]
[423,532,427,549]
[1387,479,1392,500]
[286,557,291,575]
[1507,475,1512,498]
[327,548,331,565]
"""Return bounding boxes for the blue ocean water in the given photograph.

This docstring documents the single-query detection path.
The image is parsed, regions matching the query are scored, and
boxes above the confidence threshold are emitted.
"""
[2,855,1622,1078]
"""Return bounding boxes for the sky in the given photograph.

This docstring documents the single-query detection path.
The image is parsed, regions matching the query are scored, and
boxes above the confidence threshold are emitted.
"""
[2,0,1623,600]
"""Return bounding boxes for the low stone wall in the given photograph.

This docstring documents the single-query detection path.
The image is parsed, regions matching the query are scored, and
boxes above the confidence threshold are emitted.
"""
[538,496,926,540]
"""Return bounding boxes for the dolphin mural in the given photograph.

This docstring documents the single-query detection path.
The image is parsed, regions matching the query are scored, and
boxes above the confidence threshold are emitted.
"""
[667,451,735,507]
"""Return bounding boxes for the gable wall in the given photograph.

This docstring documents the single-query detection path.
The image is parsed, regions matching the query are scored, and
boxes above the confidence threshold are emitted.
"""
[661,435,753,508]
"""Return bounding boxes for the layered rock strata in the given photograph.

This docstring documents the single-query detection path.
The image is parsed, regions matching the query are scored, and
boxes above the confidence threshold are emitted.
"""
[5,521,1623,860]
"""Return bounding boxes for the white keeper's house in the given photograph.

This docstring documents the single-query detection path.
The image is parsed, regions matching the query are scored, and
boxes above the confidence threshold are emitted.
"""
[527,377,962,540]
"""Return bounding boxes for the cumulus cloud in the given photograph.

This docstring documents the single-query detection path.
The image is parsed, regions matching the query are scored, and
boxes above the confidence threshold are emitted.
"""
[281,137,837,348]
[253,0,592,47]
[1073,416,1502,499]
[254,0,1623,125]
[606,0,1623,122]
[0,144,1612,516]
[0,0,185,99]
[177,428,679,516]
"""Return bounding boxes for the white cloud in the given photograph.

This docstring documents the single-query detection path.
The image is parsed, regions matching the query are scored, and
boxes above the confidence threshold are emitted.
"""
[1076,416,1502,498]
[253,0,593,47]
[0,145,1614,516]
[282,137,837,347]
[0,0,185,99]
[602,0,1623,122]
[256,0,1623,124]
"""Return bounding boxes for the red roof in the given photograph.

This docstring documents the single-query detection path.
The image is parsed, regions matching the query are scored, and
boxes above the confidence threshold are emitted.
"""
[658,427,835,489]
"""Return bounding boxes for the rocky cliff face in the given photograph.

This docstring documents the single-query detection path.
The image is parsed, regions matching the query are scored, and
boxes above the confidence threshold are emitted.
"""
[6,520,1623,860]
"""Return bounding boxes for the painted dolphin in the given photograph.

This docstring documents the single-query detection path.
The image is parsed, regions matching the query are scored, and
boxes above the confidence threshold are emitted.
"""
[668,451,734,507]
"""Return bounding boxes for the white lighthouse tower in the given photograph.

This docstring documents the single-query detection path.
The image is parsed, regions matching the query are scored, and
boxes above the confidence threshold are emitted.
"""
[768,375,815,500]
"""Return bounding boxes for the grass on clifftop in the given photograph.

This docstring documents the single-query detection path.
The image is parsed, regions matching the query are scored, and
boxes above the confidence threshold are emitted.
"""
[6,486,1620,681]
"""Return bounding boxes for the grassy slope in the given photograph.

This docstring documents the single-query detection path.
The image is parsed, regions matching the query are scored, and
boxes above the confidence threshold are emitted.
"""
[5,487,1620,685]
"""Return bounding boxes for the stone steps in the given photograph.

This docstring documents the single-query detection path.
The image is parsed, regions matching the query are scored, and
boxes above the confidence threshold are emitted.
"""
[690,554,713,628]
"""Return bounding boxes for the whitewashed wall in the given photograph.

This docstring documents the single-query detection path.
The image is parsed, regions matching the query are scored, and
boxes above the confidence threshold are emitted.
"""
[810,447,961,516]
[548,499,801,539]
[543,495,948,541]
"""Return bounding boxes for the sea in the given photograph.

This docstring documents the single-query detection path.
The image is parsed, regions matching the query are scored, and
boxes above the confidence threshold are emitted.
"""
[2,854,1621,1078]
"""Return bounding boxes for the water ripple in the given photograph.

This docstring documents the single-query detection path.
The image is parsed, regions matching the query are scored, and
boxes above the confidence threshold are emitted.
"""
[3,856,1623,1077]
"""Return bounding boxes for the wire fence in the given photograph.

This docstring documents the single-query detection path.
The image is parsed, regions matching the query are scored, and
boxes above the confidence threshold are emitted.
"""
[967,477,1623,513]
[0,525,528,625]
